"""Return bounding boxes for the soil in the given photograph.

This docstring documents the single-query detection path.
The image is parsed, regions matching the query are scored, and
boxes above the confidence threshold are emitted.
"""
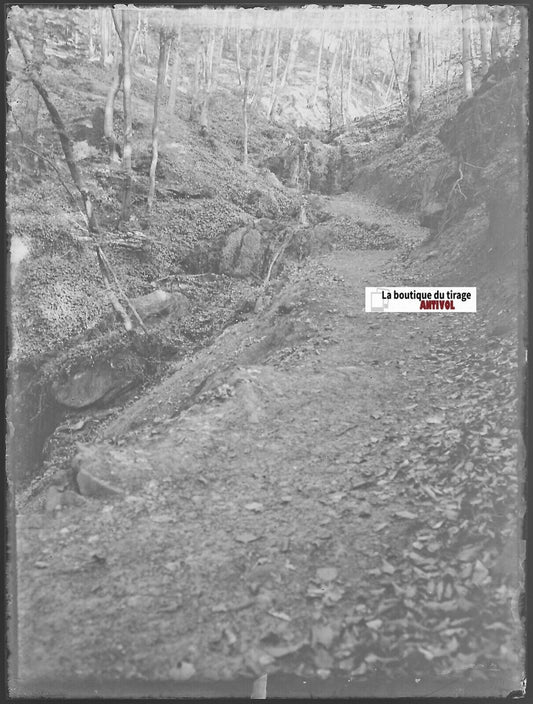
[12,193,523,697]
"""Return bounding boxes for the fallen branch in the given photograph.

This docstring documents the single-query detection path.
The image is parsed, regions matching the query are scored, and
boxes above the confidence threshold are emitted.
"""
[96,248,133,331]
[97,246,148,333]
[13,29,100,234]
[264,229,295,285]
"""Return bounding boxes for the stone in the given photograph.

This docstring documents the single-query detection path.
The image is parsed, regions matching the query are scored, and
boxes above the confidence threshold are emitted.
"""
[220,227,264,279]
[45,486,63,512]
[52,352,144,409]
[61,489,88,507]
[76,469,123,499]
[131,289,190,322]
[420,201,445,229]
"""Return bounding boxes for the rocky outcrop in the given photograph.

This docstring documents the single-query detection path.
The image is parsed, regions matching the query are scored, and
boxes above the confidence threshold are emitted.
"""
[220,226,266,279]
[132,289,189,322]
[419,201,445,230]
[51,351,145,409]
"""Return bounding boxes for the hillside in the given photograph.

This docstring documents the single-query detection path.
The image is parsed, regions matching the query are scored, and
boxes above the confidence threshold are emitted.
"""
[7,6,527,699]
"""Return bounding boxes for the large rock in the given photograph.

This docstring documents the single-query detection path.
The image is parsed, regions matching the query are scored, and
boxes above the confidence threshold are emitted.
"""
[52,352,144,409]
[132,289,189,321]
[419,201,445,229]
[220,227,265,279]
[100,290,189,331]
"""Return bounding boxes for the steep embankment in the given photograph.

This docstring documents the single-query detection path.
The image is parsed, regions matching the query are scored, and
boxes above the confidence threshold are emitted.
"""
[8,52,307,484]
[14,192,523,696]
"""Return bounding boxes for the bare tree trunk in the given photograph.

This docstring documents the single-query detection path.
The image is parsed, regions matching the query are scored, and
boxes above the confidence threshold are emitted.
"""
[213,25,226,86]
[268,24,301,119]
[490,6,508,61]
[88,9,96,60]
[346,31,357,112]
[312,26,325,109]
[100,8,113,67]
[252,28,263,77]
[461,5,473,97]
[325,55,334,135]
[197,29,216,136]
[360,30,366,85]
[251,28,272,107]
[406,10,422,132]
[476,5,490,74]
[104,63,123,162]
[328,34,340,87]
[242,66,250,166]
[148,29,170,209]
[30,12,46,173]
[267,28,280,120]
[120,8,133,221]
[235,26,242,85]
[167,30,181,115]
[339,36,346,125]
[385,19,404,105]
[13,30,99,232]
[281,25,301,87]
[189,41,201,122]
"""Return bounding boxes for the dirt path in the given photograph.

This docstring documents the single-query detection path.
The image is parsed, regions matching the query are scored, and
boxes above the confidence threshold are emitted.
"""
[14,194,523,697]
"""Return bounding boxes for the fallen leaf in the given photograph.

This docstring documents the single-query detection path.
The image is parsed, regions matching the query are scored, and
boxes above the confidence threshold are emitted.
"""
[394,510,418,520]
[235,532,262,544]
[169,662,196,681]
[471,559,490,586]
[307,585,326,598]
[323,584,345,605]
[329,492,346,503]
[427,415,445,424]
[316,567,338,582]
[366,619,383,630]
[223,627,237,645]
[312,625,335,648]
[381,559,396,575]
[244,502,264,513]
[313,648,334,669]
[267,610,292,622]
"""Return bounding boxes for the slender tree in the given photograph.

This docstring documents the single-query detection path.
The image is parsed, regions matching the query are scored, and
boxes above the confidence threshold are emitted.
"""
[12,29,99,232]
[385,17,404,105]
[242,66,250,166]
[406,9,422,132]
[251,28,272,108]
[476,5,490,75]
[461,5,473,97]
[167,31,181,116]
[103,59,123,162]
[312,22,325,109]
[148,28,171,209]
[235,24,243,85]
[346,31,357,112]
[119,7,133,220]
[267,27,280,120]
[30,11,46,173]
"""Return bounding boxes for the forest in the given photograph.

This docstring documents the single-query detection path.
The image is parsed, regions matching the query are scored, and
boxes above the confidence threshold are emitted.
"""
[6,4,528,698]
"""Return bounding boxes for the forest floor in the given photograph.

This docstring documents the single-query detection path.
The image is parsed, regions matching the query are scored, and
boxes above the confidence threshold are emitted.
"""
[13,192,523,698]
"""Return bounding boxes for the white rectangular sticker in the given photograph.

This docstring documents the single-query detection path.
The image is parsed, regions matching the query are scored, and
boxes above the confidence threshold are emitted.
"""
[365,287,477,312]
